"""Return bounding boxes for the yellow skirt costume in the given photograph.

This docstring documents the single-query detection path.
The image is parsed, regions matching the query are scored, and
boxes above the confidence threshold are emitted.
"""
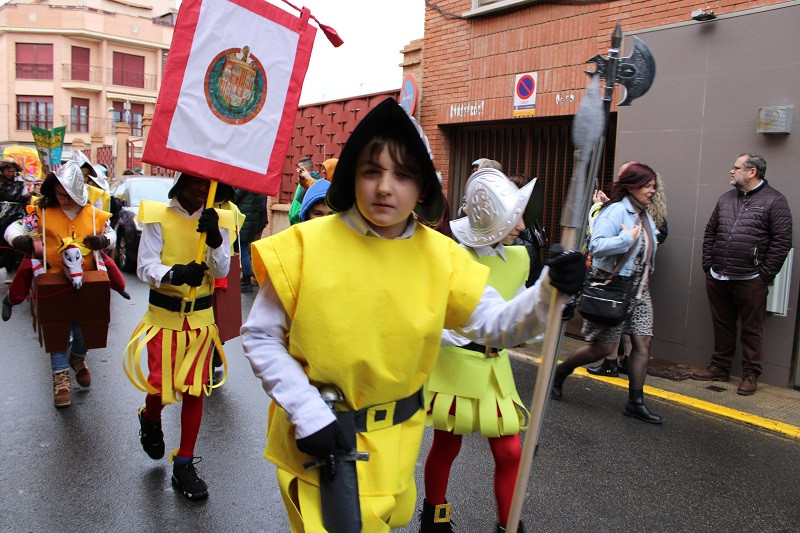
[425,246,531,437]
[122,200,234,404]
[251,215,489,532]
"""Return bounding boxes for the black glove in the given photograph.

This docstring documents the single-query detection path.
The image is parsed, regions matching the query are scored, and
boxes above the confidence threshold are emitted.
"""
[165,262,209,287]
[546,244,587,295]
[296,420,351,460]
[197,208,223,249]
[84,235,110,251]
[11,235,33,255]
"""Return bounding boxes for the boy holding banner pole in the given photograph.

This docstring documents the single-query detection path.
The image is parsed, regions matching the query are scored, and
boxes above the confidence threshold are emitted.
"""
[123,172,234,500]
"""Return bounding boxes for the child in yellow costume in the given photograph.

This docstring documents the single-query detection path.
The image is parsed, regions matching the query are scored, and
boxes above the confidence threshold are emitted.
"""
[123,172,233,501]
[4,162,115,408]
[241,98,587,533]
[422,169,536,533]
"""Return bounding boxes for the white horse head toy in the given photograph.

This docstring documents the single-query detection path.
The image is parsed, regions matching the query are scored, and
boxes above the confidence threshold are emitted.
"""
[58,234,91,289]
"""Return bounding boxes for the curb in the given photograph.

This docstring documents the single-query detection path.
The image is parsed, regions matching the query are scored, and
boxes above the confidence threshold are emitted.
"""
[511,350,800,440]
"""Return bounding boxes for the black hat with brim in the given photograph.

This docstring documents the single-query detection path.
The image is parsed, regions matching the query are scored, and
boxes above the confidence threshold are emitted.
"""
[327,97,444,224]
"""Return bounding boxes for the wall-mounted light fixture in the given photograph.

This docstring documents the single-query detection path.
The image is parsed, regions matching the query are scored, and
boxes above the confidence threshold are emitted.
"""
[691,8,716,21]
[757,106,793,134]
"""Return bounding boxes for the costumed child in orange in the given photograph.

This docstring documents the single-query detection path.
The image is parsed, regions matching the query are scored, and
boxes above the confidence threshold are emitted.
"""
[421,169,535,533]
[3,159,116,407]
[123,172,234,501]
[241,98,586,532]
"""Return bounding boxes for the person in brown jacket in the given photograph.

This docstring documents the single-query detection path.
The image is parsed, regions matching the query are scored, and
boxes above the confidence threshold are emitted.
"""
[692,153,792,395]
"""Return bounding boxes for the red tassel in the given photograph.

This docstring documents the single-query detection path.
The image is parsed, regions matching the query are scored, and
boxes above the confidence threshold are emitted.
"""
[278,0,343,47]
[318,22,343,47]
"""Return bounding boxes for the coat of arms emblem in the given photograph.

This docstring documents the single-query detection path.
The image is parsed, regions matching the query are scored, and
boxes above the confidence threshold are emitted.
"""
[204,46,267,125]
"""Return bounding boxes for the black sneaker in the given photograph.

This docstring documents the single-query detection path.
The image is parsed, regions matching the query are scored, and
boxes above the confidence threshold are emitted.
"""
[138,406,165,459]
[172,458,209,500]
[2,295,12,322]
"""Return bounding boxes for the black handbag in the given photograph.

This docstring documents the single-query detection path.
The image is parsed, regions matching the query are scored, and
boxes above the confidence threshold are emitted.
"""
[578,242,638,327]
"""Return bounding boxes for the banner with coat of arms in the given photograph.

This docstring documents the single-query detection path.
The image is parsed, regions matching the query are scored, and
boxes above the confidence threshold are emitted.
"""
[143,0,327,196]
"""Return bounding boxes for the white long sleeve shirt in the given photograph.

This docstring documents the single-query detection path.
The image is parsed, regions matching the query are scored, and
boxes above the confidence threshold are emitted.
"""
[241,208,557,438]
[136,198,230,286]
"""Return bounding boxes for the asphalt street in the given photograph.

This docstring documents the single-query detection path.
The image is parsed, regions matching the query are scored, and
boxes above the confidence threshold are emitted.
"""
[2,273,799,532]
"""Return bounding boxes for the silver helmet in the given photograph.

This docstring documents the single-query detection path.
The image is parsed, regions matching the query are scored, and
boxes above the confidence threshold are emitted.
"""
[89,164,110,192]
[450,168,535,247]
[55,155,89,206]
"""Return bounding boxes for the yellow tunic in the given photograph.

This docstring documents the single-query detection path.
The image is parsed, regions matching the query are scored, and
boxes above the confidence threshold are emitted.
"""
[122,200,235,403]
[425,246,531,437]
[36,205,111,275]
[251,215,488,514]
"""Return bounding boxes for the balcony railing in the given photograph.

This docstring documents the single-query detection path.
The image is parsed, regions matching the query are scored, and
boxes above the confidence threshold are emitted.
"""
[107,68,157,90]
[16,63,54,80]
[61,63,104,83]
[59,115,115,134]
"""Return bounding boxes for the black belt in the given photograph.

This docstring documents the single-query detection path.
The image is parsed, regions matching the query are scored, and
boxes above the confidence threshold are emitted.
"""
[339,389,424,433]
[149,290,212,313]
[462,341,500,358]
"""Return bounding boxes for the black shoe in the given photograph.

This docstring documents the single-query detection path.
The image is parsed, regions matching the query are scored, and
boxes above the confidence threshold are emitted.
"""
[240,281,253,294]
[616,356,629,375]
[172,458,209,501]
[624,400,663,424]
[587,358,619,377]
[419,500,454,532]
[138,406,165,459]
[2,295,12,322]
[550,363,570,401]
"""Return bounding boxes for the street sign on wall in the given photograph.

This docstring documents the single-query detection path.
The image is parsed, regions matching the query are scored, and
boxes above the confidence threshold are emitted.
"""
[399,73,418,116]
[513,72,538,117]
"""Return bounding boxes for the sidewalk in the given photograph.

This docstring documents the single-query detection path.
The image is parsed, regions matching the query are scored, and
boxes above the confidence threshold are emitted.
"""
[510,336,800,439]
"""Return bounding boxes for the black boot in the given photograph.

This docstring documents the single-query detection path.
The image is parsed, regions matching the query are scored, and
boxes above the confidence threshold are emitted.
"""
[419,500,454,532]
[2,295,12,322]
[616,355,629,375]
[550,363,571,401]
[624,388,662,424]
[138,406,165,459]
[587,358,619,377]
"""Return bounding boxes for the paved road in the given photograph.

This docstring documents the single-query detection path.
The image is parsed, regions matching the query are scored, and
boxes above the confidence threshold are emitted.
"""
[2,273,799,532]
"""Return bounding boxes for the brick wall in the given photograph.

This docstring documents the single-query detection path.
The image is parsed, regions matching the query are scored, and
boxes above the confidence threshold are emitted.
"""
[420,0,790,189]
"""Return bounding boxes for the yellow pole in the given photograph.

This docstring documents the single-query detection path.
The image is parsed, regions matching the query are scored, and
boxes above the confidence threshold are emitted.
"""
[183,180,218,310]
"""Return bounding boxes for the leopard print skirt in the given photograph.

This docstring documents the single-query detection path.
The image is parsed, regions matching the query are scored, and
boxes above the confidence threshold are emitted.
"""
[582,251,653,343]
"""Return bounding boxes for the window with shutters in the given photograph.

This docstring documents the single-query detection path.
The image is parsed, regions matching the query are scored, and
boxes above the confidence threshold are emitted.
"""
[16,43,53,80]
[17,96,53,129]
[71,98,90,133]
[71,46,91,81]
[112,101,145,136]
[112,52,145,88]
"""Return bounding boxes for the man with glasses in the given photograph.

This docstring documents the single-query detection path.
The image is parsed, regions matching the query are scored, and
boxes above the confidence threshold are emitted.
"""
[693,153,792,395]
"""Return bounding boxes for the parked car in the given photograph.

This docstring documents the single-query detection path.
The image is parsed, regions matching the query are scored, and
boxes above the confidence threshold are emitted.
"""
[112,175,173,272]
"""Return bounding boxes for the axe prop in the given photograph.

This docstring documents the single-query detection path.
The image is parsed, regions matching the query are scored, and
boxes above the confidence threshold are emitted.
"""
[505,22,656,533]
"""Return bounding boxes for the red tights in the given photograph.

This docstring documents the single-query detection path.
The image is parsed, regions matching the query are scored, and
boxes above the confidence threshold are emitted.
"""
[143,392,204,458]
[424,429,522,525]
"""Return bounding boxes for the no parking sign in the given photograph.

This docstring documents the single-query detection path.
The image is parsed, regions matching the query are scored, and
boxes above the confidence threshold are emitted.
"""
[513,72,538,117]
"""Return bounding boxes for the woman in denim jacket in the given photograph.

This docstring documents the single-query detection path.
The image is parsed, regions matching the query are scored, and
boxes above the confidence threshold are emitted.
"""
[551,163,663,424]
